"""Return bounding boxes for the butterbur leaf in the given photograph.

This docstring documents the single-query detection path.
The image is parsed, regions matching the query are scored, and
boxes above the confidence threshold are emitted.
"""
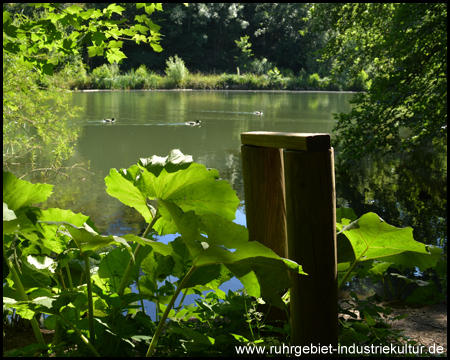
[40,220,129,256]
[380,245,442,271]
[139,149,193,177]
[340,212,429,262]
[4,291,88,318]
[106,150,239,235]
[3,203,20,235]
[15,255,54,290]
[141,250,175,285]
[3,171,53,211]
[3,203,16,221]
[158,199,306,309]
[98,246,134,291]
[36,208,97,254]
[105,168,153,223]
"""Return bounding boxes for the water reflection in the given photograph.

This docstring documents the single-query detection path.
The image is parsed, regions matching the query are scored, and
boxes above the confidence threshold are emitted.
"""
[335,145,447,248]
[34,90,445,251]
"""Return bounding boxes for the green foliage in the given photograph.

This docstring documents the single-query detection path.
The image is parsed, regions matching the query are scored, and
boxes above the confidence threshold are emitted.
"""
[92,63,120,79]
[266,67,283,87]
[3,150,304,356]
[234,36,253,71]
[250,57,274,76]
[135,64,150,78]
[165,55,189,87]
[3,3,163,76]
[3,151,442,356]
[3,53,82,170]
[336,208,445,305]
[338,293,417,351]
[312,3,447,159]
[308,73,320,88]
[336,211,440,284]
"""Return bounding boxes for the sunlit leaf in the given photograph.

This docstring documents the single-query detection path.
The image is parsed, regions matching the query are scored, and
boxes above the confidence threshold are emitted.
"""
[36,208,96,254]
[159,199,306,309]
[3,171,53,211]
[340,212,430,262]
[39,220,120,256]
[106,150,239,235]
[106,48,127,63]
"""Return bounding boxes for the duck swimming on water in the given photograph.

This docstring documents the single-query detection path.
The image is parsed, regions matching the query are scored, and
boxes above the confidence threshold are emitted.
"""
[253,111,263,115]
[102,118,116,123]
[186,120,201,126]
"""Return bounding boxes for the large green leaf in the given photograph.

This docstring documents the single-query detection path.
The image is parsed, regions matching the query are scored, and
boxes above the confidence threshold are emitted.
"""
[3,202,16,221]
[3,171,53,211]
[98,246,134,292]
[380,245,442,271]
[340,212,430,262]
[35,208,95,254]
[3,203,20,235]
[40,220,130,256]
[3,290,88,319]
[158,199,306,309]
[105,150,240,235]
[5,255,55,292]
[139,149,193,177]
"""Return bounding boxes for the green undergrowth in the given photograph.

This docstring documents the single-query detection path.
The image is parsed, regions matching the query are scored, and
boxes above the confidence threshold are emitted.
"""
[44,61,368,92]
[3,150,445,357]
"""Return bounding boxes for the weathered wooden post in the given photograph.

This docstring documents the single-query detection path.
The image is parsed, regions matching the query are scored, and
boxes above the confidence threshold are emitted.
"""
[241,131,337,349]
[241,145,287,257]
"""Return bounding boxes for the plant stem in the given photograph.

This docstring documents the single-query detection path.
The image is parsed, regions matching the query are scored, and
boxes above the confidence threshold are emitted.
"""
[65,263,74,289]
[146,265,198,357]
[65,263,80,320]
[83,253,95,346]
[338,250,368,290]
[3,249,46,347]
[136,278,145,313]
[117,244,138,296]
[59,313,101,357]
[117,216,158,297]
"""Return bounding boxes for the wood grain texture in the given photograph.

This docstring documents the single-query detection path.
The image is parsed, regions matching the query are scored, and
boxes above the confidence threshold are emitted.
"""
[241,131,331,152]
[284,148,337,348]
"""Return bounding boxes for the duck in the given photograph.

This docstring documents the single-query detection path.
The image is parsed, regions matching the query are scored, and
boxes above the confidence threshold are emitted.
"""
[253,111,263,115]
[186,120,201,126]
[102,118,116,123]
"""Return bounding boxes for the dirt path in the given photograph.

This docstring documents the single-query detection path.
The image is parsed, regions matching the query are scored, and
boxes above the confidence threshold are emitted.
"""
[386,301,447,356]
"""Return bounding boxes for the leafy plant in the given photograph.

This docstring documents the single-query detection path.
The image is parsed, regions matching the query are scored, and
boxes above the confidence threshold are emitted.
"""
[3,150,305,357]
[338,292,417,351]
[234,35,253,71]
[3,3,163,76]
[335,208,441,291]
[165,55,189,87]
[3,150,441,357]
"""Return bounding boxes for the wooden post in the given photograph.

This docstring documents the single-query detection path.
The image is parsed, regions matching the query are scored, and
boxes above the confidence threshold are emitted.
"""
[241,144,288,323]
[241,131,337,349]
[241,145,286,257]
[284,148,337,348]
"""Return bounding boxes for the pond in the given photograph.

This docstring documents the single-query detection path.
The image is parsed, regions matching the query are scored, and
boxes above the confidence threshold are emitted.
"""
[37,90,446,318]
[58,90,354,233]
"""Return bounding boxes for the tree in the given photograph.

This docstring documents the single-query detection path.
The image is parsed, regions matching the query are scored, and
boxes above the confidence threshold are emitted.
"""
[234,35,253,71]
[3,52,81,171]
[311,3,447,160]
[245,3,312,73]
[3,3,163,76]
[3,3,164,176]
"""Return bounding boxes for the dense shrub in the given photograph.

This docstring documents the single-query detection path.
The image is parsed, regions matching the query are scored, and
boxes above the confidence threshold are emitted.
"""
[165,55,189,87]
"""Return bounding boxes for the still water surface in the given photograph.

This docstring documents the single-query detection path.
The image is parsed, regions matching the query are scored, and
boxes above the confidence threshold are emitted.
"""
[68,90,353,234]
[45,89,445,318]
[62,90,354,318]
